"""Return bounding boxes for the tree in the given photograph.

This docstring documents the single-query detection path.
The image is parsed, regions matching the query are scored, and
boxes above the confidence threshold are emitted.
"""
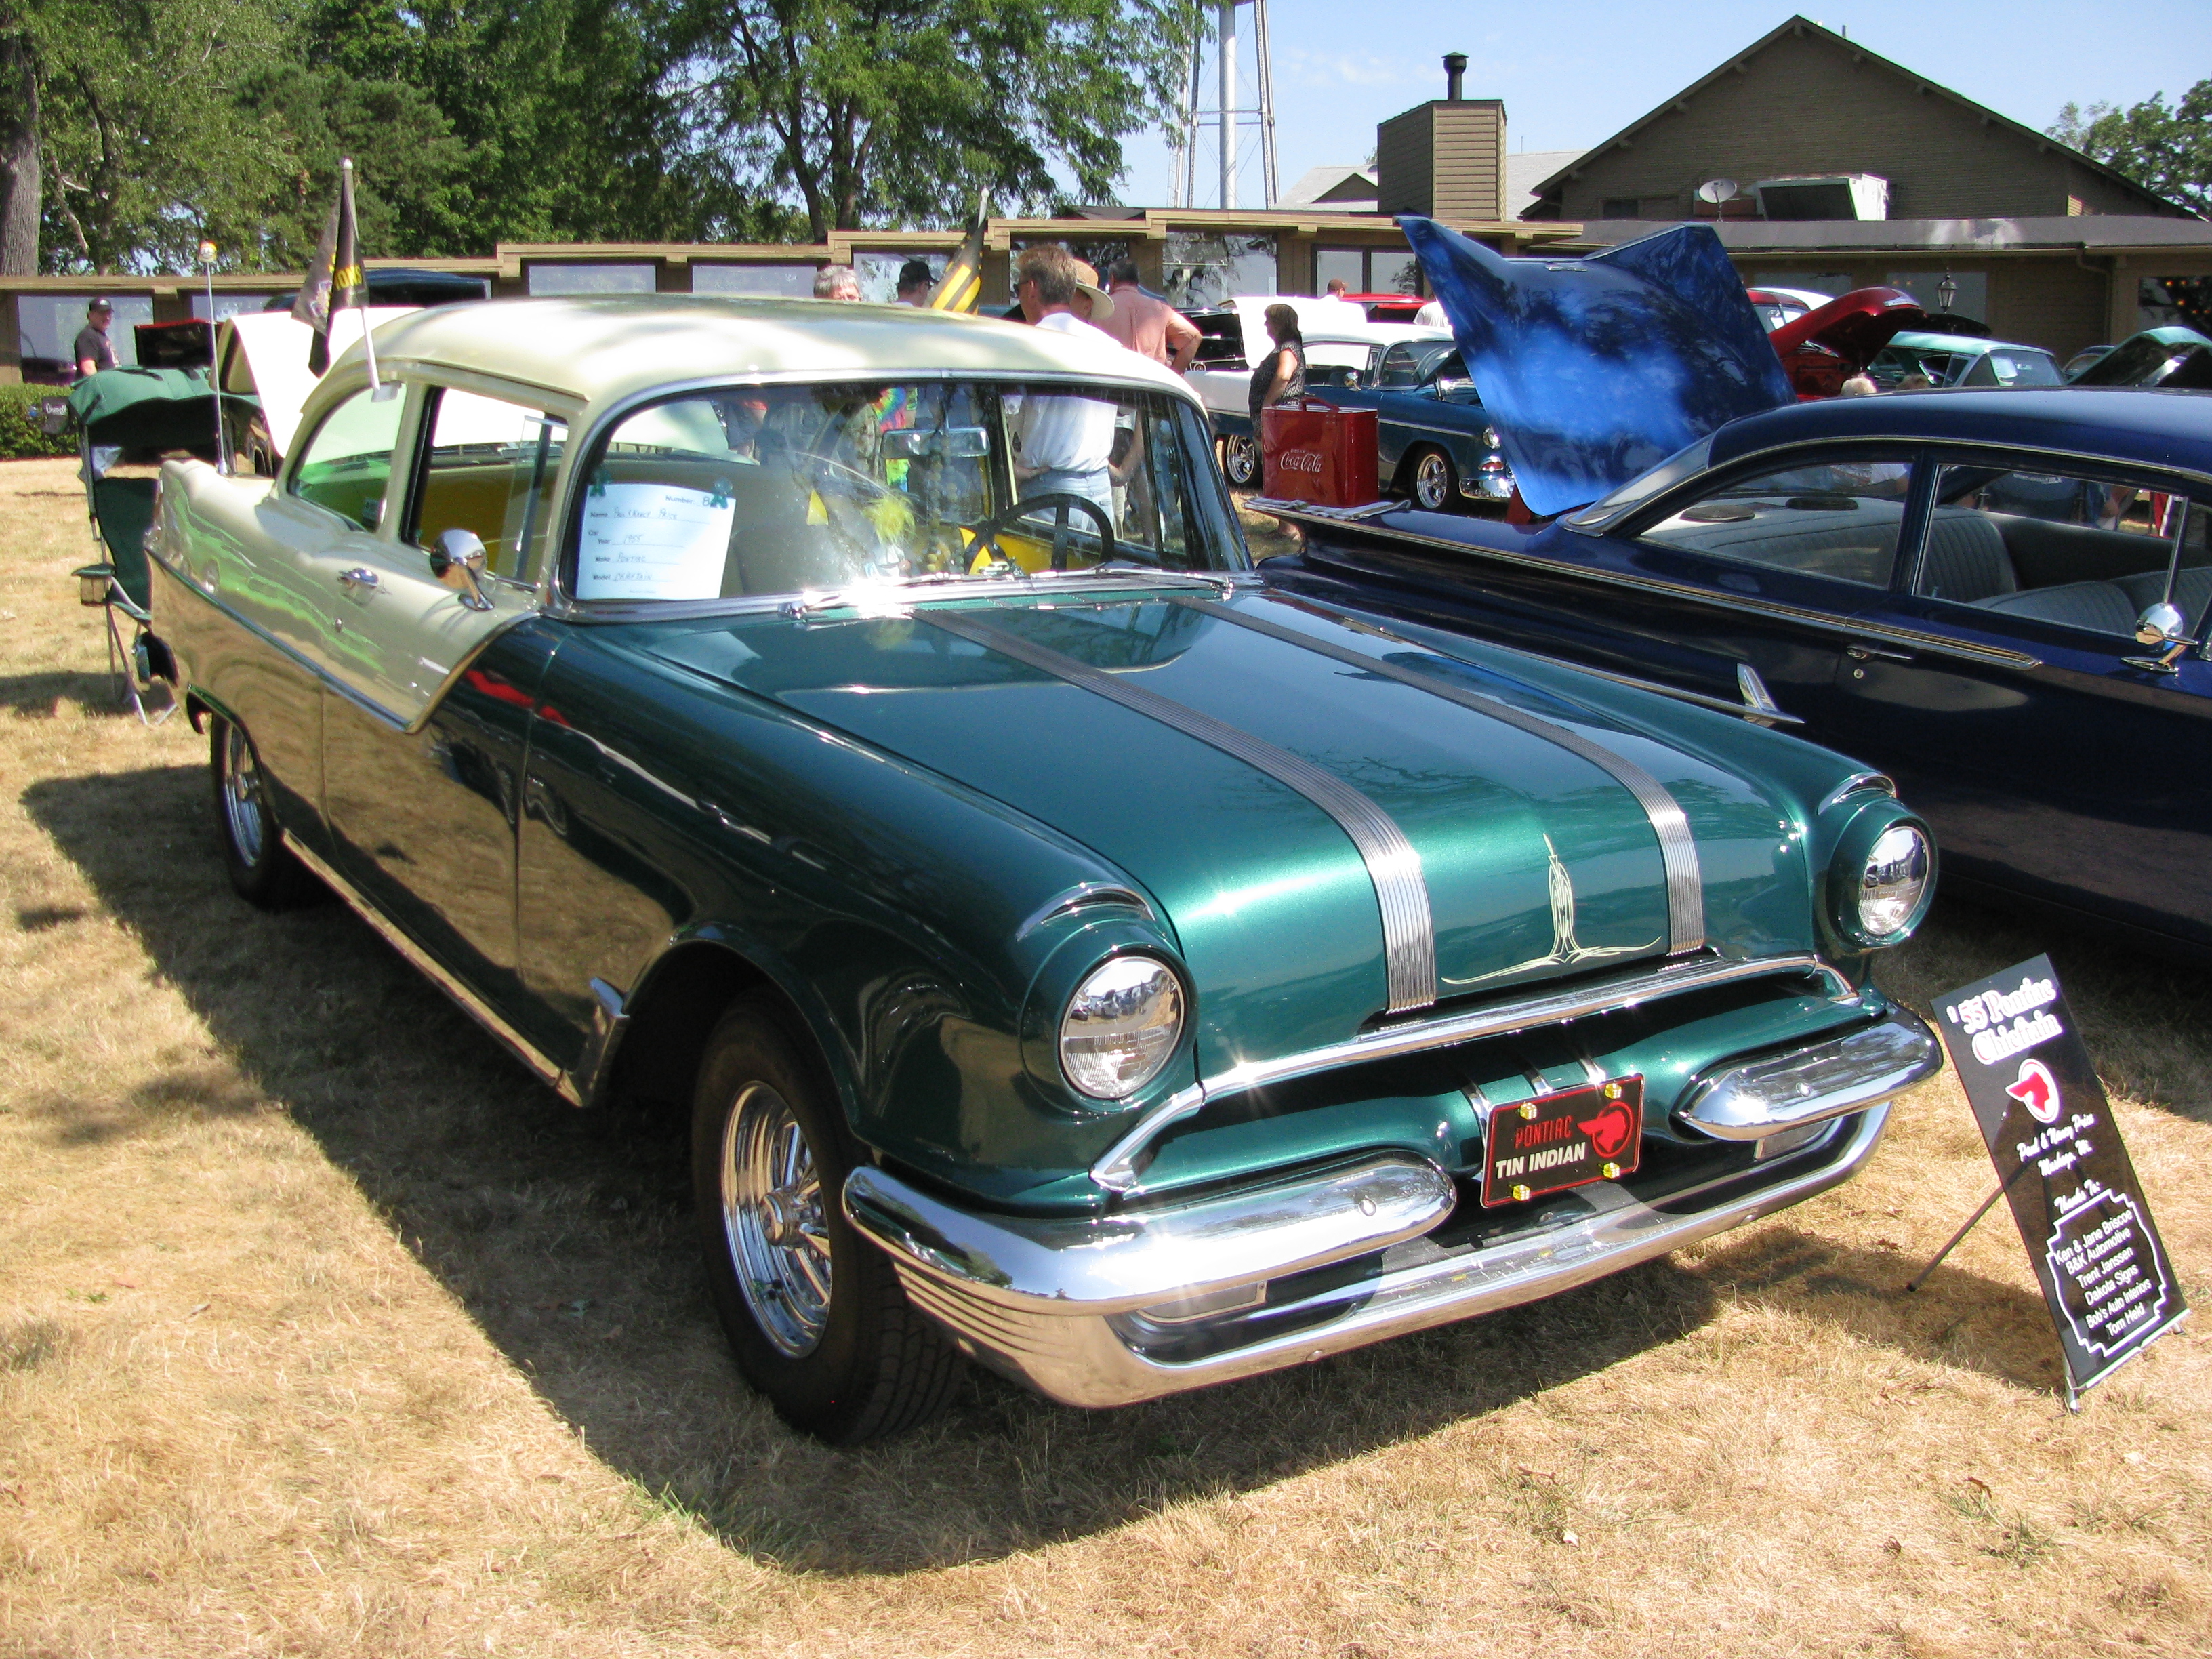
[0,5,40,275]
[668,0,1200,241]
[2049,79,2212,218]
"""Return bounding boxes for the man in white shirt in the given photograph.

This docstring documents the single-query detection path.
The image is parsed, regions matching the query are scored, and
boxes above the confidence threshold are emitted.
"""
[1009,246,1120,515]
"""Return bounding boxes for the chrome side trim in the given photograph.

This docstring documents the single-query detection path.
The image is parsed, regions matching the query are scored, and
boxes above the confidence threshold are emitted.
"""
[1817,770,1898,817]
[1089,951,1858,1191]
[867,1105,1891,1408]
[1271,506,2045,671]
[1016,882,1159,941]
[279,832,582,1105]
[1178,594,1706,958]
[844,1153,1455,1317]
[1678,1006,1940,1141]
[924,611,1437,1015]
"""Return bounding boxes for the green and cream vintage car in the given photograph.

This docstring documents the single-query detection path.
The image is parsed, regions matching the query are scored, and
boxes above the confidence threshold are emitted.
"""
[148,295,1942,1441]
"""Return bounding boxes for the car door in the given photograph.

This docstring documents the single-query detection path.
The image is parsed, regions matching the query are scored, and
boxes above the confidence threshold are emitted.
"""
[222,381,412,854]
[1826,455,2212,944]
[316,380,575,1002]
[1376,343,1467,481]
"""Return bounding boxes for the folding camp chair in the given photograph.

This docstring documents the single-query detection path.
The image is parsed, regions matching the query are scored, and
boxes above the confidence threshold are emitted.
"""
[72,445,176,724]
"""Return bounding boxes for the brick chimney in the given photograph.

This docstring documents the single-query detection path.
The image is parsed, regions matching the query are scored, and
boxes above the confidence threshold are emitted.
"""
[1376,54,1507,220]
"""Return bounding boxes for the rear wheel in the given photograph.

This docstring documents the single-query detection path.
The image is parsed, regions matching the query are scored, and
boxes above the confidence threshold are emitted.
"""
[1408,447,1458,512]
[692,998,962,1443]
[1221,433,1260,489]
[209,716,318,909]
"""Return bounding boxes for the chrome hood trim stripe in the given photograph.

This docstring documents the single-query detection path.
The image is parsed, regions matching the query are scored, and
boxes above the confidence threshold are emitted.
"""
[922,611,1438,1015]
[1176,594,1706,956]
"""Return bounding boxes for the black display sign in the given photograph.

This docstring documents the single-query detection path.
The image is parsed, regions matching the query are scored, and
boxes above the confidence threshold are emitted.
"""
[1481,1077,1642,1206]
[1932,955,2187,1403]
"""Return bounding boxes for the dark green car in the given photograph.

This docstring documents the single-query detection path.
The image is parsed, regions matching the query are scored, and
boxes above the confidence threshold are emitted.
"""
[148,295,1941,1441]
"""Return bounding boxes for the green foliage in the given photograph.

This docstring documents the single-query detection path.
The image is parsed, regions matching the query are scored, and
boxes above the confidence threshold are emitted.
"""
[669,0,1200,240]
[2049,79,2212,217]
[0,383,75,459]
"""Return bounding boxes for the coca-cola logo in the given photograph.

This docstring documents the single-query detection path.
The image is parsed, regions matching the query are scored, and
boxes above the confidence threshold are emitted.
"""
[1277,450,1324,474]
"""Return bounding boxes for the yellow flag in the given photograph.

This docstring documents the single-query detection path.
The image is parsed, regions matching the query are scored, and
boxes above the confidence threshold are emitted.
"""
[927,191,991,314]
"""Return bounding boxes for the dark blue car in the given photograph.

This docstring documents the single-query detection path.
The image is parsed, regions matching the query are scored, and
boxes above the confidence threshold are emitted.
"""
[1262,388,2212,957]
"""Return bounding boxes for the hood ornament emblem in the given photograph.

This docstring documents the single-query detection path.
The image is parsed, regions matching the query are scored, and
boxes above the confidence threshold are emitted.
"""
[1443,836,1660,988]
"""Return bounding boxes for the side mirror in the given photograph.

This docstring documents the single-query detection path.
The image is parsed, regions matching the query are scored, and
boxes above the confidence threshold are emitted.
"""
[2134,601,2194,649]
[429,528,494,611]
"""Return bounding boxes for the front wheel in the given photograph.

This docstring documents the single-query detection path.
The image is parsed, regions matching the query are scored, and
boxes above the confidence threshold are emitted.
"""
[1409,447,1458,512]
[692,998,962,1443]
[209,716,318,909]
[1221,433,1260,489]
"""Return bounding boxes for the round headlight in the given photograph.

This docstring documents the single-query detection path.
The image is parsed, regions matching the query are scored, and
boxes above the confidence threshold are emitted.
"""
[1858,823,1931,939]
[1059,955,1185,1100]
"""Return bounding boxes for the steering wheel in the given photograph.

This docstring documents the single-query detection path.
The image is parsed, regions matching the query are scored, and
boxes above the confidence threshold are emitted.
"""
[965,491,1118,573]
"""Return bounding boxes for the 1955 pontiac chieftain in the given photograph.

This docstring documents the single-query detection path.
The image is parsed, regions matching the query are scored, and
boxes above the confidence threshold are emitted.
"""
[148,296,1942,1441]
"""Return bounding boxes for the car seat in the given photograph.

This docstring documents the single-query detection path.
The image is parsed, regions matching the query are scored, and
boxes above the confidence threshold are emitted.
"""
[1917,510,2015,602]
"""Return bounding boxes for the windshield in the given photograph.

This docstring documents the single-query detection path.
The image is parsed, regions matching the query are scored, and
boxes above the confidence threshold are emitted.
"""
[1563,435,1715,533]
[565,379,1246,603]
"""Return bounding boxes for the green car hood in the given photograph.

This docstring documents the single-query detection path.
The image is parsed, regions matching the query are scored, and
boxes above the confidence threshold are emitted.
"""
[640,588,1812,1070]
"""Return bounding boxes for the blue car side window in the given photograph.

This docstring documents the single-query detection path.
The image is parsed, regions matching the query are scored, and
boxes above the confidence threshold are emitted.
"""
[1921,466,2207,638]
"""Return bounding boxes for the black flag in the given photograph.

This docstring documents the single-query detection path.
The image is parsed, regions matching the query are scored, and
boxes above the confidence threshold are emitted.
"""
[297,161,362,375]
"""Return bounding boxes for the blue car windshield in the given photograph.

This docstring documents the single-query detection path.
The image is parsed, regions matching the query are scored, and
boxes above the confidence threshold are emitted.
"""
[1563,436,1715,533]
[565,379,1247,603]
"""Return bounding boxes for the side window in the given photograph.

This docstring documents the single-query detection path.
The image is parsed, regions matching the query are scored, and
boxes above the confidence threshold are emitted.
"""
[289,387,403,530]
[1917,464,2207,637]
[1376,345,1422,389]
[409,388,569,584]
[1637,455,1915,588]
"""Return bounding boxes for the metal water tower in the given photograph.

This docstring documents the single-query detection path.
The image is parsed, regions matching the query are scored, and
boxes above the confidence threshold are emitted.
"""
[1169,0,1278,209]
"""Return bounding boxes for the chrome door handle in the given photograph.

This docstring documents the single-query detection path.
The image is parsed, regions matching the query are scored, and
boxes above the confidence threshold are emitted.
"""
[1845,642,1912,663]
[338,567,380,592]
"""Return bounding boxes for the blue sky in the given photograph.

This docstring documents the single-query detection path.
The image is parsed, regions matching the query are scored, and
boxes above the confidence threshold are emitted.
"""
[1115,0,2211,206]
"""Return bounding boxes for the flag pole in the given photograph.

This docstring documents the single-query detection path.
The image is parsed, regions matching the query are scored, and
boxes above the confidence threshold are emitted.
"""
[198,239,230,475]
[342,160,383,394]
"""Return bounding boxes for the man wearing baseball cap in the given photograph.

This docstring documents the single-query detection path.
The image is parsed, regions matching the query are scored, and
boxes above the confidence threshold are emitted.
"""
[74,299,117,380]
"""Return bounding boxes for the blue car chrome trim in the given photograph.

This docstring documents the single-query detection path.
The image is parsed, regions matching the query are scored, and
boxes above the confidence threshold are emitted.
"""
[855,1102,1896,1408]
[924,610,1439,1015]
[1089,949,1860,1191]
[1176,594,1706,958]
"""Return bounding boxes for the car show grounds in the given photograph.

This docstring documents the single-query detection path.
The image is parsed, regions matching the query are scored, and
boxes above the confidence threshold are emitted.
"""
[1,455,2209,1657]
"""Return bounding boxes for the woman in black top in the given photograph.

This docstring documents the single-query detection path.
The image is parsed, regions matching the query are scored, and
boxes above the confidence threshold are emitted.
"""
[1248,303,1307,419]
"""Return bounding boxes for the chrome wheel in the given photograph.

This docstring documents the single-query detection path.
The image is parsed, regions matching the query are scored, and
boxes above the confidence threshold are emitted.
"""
[1223,434,1259,487]
[1414,449,1454,510]
[220,722,267,867]
[721,1081,832,1357]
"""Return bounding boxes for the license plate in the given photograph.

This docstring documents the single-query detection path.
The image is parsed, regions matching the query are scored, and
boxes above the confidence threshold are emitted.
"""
[1481,1077,1643,1206]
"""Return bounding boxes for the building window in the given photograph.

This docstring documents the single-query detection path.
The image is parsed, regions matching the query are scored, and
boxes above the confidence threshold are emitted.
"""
[1162,234,1275,308]
[1887,272,1988,324]
[190,293,281,323]
[854,251,947,304]
[15,293,155,382]
[1313,248,1364,293]
[691,264,817,298]
[525,263,655,296]
[1601,199,1639,219]
[1313,247,1425,296]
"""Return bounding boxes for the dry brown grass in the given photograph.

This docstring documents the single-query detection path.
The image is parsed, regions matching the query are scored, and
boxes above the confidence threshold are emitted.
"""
[1,453,2209,1657]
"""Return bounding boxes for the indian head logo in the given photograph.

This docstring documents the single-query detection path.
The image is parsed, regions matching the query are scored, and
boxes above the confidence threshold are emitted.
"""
[1578,1100,1637,1160]
[2006,1056,2062,1125]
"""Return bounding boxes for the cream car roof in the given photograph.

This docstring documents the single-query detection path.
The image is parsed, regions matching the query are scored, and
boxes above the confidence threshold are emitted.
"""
[327,295,1194,424]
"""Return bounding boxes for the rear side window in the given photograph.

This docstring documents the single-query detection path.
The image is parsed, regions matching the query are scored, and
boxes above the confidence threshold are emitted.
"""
[1636,455,1914,588]
[409,388,569,586]
[1962,349,2062,388]
[289,387,403,530]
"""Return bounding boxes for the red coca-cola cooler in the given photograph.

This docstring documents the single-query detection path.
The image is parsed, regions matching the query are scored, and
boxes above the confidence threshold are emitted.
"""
[1259,399,1380,507]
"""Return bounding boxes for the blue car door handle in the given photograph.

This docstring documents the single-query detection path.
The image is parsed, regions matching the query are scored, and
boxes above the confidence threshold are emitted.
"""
[1846,642,1913,663]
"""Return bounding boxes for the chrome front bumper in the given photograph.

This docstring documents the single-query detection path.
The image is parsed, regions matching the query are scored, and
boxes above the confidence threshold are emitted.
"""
[846,1008,1938,1408]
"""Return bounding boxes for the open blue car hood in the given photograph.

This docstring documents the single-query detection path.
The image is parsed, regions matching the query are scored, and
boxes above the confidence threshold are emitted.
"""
[1402,218,1793,516]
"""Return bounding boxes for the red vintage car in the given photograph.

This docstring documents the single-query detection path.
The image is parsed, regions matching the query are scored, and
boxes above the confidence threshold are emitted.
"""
[1755,286,1927,398]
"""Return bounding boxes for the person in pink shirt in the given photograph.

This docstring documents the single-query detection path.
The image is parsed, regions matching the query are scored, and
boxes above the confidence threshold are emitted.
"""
[1094,259,1200,372]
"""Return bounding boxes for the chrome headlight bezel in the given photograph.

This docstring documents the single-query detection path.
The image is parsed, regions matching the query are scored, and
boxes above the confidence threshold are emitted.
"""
[1827,802,1936,947]
[1058,951,1187,1101]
